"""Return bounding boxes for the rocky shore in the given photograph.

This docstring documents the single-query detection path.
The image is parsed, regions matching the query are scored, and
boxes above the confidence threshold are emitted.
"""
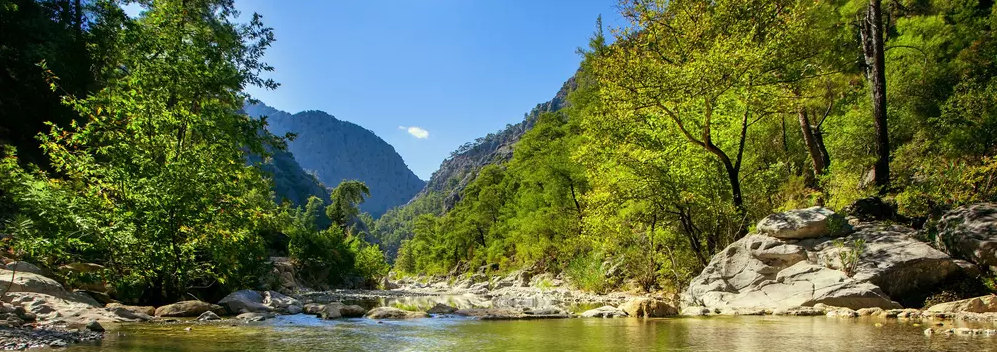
[0,325,103,350]
[6,201,997,348]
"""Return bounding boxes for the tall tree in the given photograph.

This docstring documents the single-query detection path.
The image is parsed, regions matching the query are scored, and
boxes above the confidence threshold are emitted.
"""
[38,0,281,303]
[326,180,371,232]
[861,0,890,192]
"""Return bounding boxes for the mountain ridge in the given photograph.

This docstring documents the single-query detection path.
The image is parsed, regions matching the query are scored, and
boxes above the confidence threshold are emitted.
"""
[246,103,425,218]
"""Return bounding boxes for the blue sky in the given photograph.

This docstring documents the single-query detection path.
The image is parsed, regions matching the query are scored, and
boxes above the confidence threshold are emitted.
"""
[129,1,622,180]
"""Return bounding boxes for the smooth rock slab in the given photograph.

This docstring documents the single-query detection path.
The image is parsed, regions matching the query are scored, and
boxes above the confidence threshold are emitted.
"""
[683,234,901,311]
[927,295,997,314]
[756,207,850,239]
[4,262,45,276]
[155,301,224,317]
[0,269,82,303]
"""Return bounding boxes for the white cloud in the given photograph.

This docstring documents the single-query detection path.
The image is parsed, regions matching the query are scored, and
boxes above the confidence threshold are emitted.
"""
[400,126,429,139]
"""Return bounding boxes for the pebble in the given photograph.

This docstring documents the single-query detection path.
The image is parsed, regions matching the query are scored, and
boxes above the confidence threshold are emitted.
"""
[1,326,103,350]
[923,327,997,337]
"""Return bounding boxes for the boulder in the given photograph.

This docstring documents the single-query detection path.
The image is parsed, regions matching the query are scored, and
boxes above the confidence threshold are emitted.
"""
[154,300,224,317]
[85,320,105,332]
[262,291,301,314]
[581,305,628,318]
[4,262,45,276]
[0,269,81,302]
[813,223,960,301]
[426,303,457,315]
[319,303,343,319]
[105,303,155,317]
[935,203,997,269]
[218,290,267,314]
[756,207,850,239]
[619,298,676,318]
[303,303,324,315]
[197,311,221,321]
[857,307,884,316]
[339,305,367,318]
[826,307,858,318]
[683,216,956,311]
[5,292,149,325]
[365,307,428,319]
[926,295,997,314]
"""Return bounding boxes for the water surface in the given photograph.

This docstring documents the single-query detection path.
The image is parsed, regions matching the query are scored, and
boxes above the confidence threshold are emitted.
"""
[52,315,997,352]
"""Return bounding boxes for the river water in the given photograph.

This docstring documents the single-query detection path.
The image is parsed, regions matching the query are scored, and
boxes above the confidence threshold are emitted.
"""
[47,314,997,352]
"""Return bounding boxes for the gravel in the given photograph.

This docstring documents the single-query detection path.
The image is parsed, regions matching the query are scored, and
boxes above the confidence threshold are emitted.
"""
[0,326,103,350]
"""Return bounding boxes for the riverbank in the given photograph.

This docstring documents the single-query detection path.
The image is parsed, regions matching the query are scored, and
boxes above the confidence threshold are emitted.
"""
[6,203,997,350]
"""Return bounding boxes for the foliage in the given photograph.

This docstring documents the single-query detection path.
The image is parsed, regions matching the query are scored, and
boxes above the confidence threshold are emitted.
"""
[386,0,997,295]
[0,0,387,303]
[0,0,125,167]
[371,192,444,261]
[327,180,371,231]
[831,239,866,277]
[283,189,389,288]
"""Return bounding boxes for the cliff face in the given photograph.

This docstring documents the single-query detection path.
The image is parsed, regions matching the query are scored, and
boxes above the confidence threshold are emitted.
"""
[415,76,576,211]
[245,103,425,218]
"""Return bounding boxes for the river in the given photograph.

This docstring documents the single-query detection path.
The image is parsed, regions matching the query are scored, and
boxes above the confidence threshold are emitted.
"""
[45,314,997,351]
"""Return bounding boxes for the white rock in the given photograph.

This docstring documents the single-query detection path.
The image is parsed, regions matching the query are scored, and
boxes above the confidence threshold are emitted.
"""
[756,207,849,239]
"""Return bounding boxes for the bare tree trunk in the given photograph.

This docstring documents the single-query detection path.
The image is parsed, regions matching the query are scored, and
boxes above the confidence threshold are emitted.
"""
[75,0,83,37]
[861,0,890,193]
[798,109,827,177]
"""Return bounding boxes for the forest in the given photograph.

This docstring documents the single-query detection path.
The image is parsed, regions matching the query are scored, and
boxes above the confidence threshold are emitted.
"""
[0,0,388,305]
[384,0,997,294]
[1,0,996,307]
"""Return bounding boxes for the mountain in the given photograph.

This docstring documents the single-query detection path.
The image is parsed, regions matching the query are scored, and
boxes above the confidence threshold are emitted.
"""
[245,103,425,218]
[417,76,576,210]
[373,76,576,259]
[250,147,331,208]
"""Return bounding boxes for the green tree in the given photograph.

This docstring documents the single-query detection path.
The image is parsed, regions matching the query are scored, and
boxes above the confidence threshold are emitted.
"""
[32,0,281,303]
[327,180,371,231]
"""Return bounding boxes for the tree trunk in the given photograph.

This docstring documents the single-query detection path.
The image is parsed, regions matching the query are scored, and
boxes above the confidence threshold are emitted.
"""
[798,108,827,178]
[862,0,890,193]
[723,161,743,209]
[74,0,83,37]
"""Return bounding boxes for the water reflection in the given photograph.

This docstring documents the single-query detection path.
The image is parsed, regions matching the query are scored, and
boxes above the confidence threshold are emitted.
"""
[53,315,997,352]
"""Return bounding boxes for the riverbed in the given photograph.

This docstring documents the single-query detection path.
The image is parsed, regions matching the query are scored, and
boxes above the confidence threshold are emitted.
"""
[44,314,997,351]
